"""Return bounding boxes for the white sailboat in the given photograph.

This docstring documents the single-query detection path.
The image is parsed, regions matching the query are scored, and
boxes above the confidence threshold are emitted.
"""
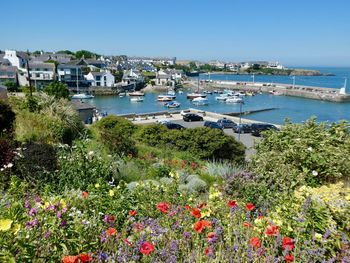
[71,68,94,99]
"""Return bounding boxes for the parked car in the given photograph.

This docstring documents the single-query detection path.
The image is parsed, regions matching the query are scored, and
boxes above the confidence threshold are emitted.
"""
[163,122,185,130]
[183,113,204,122]
[217,118,237,129]
[204,121,224,130]
[251,123,279,136]
[156,119,170,124]
[233,123,252,133]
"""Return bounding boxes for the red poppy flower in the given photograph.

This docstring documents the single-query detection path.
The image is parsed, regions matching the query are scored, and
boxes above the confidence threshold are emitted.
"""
[194,220,211,233]
[62,256,79,263]
[184,205,192,210]
[105,215,116,223]
[124,238,134,247]
[227,200,237,208]
[207,232,216,241]
[156,202,170,213]
[197,203,206,209]
[106,227,117,236]
[285,254,294,262]
[204,247,213,256]
[78,253,92,263]
[246,203,255,211]
[282,237,295,251]
[243,222,252,228]
[250,237,261,248]
[191,208,202,218]
[140,241,155,255]
[82,191,89,198]
[265,225,280,236]
[129,210,137,216]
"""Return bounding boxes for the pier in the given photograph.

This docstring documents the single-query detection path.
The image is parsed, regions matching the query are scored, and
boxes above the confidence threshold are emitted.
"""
[185,80,350,102]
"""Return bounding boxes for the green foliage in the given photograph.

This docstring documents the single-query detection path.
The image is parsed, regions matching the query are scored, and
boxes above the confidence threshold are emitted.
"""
[44,81,70,99]
[53,142,119,191]
[13,141,58,186]
[93,115,138,157]
[248,118,350,204]
[3,81,18,92]
[134,125,245,163]
[0,101,15,135]
[75,50,99,59]
[56,50,75,55]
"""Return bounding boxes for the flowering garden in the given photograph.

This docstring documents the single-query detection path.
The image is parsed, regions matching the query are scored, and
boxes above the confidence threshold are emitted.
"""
[1,95,350,262]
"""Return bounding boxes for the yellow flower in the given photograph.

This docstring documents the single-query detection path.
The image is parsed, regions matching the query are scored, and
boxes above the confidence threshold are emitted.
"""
[315,233,322,240]
[60,199,67,208]
[0,219,13,231]
[13,224,21,235]
[201,209,212,218]
[95,183,100,188]
[109,190,115,197]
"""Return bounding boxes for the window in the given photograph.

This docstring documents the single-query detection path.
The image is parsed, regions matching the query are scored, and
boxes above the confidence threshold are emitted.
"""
[96,82,100,86]
[96,76,101,81]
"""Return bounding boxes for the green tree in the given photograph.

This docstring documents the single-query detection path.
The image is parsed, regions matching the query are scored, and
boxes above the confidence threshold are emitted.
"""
[3,81,18,92]
[75,50,99,59]
[44,81,69,99]
[56,50,75,55]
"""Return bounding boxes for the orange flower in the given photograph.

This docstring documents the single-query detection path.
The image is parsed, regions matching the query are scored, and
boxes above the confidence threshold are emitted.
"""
[82,191,89,198]
[197,203,206,209]
[106,227,117,236]
[243,222,252,228]
[129,210,137,216]
[265,225,280,236]
[184,205,192,210]
[190,208,202,218]
[250,237,261,248]
[227,200,237,208]
[62,256,79,263]
[194,220,211,233]
[246,203,255,211]
[140,241,155,255]
[156,202,170,213]
[285,254,294,262]
[78,253,92,263]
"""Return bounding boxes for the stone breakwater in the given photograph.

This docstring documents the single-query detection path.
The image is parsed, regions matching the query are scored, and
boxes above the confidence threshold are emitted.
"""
[186,81,350,102]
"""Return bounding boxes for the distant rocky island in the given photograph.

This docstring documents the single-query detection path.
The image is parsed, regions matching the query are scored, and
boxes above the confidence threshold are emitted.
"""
[218,68,335,76]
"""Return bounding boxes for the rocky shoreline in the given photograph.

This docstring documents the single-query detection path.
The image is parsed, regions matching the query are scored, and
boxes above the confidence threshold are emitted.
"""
[209,69,335,76]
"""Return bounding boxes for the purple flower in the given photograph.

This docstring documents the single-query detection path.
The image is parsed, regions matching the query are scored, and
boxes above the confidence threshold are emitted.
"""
[34,196,42,203]
[26,219,39,228]
[44,231,51,239]
[183,231,191,239]
[57,211,62,219]
[24,200,31,209]
[60,220,67,227]
[28,208,37,217]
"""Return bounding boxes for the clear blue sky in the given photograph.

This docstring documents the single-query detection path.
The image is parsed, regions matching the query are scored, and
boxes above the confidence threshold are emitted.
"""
[2,0,350,66]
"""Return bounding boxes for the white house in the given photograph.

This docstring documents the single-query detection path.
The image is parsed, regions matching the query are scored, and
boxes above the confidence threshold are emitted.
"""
[85,71,115,87]
[3,50,28,69]
[122,69,144,85]
[267,62,285,70]
[28,62,55,89]
[155,70,174,86]
[165,69,183,80]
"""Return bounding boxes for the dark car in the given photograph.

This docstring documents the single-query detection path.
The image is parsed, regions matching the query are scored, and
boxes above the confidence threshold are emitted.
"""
[233,123,252,133]
[163,122,185,130]
[217,118,237,129]
[183,113,204,122]
[204,121,224,130]
[251,123,279,137]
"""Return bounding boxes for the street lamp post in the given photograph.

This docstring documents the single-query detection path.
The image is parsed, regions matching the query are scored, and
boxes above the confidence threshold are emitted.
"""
[292,76,296,89]
[238,101,243,141]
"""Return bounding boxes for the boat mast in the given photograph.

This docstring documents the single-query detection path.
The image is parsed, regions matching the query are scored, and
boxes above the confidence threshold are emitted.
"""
[76,66,79,94]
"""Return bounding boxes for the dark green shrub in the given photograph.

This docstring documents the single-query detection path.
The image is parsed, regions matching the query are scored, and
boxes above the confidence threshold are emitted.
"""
[44,81,70,99]
[133,124,168,147]
[13,141,57,186]
[0,138,15,168]
[93,115,137,157]
[0,101,15,135]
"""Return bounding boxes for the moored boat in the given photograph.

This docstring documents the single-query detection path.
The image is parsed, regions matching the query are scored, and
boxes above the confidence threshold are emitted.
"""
[128,91,145,96]
[164,101,181,108]
[192,97,209,105]
[225,95,243,103]
[157,94,176,102]
[130,97,144,102]
[72,93,94,99]
[187,93,207,100]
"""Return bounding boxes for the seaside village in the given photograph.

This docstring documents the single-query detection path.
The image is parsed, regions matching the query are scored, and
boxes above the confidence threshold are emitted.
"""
[0,49,294,122]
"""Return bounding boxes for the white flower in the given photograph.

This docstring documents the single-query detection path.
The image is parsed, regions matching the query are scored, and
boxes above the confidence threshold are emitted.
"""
[312,170,318,176]
[88,151,94,156]
[0,168,4,172]
[307,147,313,151]
[6,163,13,168]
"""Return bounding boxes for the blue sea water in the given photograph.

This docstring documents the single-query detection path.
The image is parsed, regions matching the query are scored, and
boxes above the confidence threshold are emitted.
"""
[89,67,350,125]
